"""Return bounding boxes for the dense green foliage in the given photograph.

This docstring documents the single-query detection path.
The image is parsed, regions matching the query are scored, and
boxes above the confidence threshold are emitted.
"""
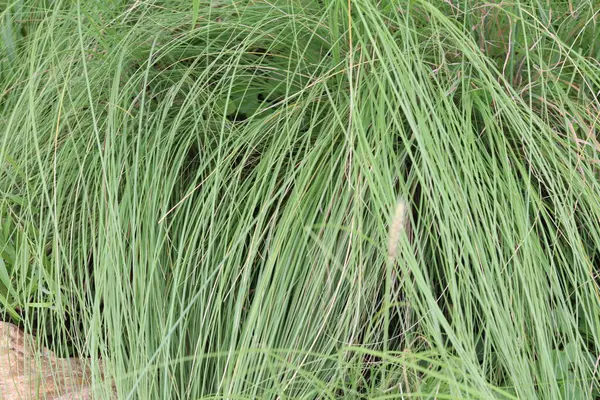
[1,0,599,398]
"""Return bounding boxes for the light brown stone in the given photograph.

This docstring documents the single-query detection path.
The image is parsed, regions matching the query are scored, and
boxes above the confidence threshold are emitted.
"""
[0,322,98,399]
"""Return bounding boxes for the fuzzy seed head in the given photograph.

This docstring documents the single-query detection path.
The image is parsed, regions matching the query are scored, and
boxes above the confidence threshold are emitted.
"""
[387,199,407,261]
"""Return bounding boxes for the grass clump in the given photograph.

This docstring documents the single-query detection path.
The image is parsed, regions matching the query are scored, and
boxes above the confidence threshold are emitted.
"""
[1,0,599,398]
